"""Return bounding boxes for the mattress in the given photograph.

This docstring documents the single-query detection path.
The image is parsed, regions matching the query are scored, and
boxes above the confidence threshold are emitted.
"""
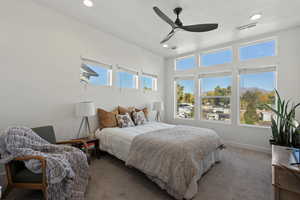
[95,122,175,161]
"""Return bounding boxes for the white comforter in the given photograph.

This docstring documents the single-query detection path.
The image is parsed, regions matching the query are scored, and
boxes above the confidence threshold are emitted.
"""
[95,122,175,161]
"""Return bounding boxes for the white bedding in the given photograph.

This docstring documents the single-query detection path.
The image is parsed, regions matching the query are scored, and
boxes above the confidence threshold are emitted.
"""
[95,122,175,161]
[95,122,221,199]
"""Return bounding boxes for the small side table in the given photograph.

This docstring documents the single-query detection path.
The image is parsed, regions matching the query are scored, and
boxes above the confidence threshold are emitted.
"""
[71,137,101,161]
[272,145,300,200]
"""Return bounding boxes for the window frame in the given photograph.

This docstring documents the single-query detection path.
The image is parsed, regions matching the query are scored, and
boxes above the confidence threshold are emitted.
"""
[238,38,278,62]
[237,65,278,128]
[141,73,158,92]
[174,76,196,120]
[116,66,139,90]
[81,57,113,87]
[175,54,197,71]
[199,47,234,68]
[198,72,233,124]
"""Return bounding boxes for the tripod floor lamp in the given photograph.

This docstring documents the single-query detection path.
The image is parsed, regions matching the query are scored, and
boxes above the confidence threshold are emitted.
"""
[76,101,96,138]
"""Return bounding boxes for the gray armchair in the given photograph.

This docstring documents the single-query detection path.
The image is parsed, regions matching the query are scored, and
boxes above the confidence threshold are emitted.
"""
[3,126,88,200]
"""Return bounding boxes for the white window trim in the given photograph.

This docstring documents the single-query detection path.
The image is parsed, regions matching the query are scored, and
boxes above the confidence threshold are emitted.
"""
[174,77,196,120]
[141,72,158,92]
[116,65,139,90]
[237,65,277,128]
[172,37,278,128]
[81,57,113,69]
[198,72,233,124]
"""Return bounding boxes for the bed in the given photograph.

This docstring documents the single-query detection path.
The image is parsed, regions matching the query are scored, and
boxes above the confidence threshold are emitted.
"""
[95,122,222,200]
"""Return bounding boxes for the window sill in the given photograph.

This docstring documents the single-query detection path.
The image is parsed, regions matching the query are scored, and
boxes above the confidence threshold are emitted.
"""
[199,119,231,125]
[238,123,271,129]
[118,87,139,91]
[87,84,112,88]
[142,89,158,93]
[174,117,195,121]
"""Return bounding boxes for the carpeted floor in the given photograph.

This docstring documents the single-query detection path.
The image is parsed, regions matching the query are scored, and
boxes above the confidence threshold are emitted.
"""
[3,146,272,200]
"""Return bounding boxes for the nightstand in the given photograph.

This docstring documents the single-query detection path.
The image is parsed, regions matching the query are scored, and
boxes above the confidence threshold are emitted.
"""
[71,137,101,162]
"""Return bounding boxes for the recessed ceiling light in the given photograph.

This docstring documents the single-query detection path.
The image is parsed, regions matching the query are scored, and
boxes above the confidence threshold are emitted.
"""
[162,44,168,48]
[250,13,262,21]
[83,0,94,7]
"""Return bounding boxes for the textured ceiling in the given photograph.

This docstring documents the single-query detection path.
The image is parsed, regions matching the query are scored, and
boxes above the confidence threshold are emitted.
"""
[33,0,300,57]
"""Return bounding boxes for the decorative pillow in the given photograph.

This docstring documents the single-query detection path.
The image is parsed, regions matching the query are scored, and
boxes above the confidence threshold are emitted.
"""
[97,108,119,129]
[116,113,135,128]
[135,107,149,121]
[118,106,135,115]
[132,111,146,126]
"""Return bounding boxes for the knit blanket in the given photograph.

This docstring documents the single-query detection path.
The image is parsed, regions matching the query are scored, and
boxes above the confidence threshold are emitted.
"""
[0,127,89,200]
[126,126,222,200]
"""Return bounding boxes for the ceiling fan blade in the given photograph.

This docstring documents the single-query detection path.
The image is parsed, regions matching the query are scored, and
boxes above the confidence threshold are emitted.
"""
[181,23,218,32]
[153,7,176,29]
[160,30,175,44]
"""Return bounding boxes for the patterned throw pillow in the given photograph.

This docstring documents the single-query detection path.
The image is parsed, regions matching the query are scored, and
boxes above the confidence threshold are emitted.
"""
[116,113,135,128]
[135,107,149,121]
[132,111,146,126]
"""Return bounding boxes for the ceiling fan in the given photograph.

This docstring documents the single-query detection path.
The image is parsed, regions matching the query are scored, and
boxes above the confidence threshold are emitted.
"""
[153,7,218,44]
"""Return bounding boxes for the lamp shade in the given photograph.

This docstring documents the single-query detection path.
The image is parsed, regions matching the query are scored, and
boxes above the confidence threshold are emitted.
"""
[76,101,96,117]
[146,103,153,111]
[153,101,164,112]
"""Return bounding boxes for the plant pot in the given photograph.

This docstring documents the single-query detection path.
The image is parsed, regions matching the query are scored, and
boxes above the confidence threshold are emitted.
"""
[293,134,300,148]
[269,139,276,145]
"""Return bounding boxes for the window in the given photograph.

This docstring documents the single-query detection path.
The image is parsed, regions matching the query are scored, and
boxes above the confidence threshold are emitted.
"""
[117,68,138,89]
[239,67,276,126]
[175,79,195,119]
[239,40,276,61]
[200,74,232,122]
[141,74,157,91]
[201,49,233,67]
[175,55,196,71]
[80,62,112,86]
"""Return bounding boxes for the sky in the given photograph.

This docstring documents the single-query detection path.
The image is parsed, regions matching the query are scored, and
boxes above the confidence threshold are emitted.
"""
[201,49,232,67]
[117,71,135,88]
[88,65,108,85]
[201,77,231,93]
[177,80,195,93]
[240,71,275,91]
[141,76,152,89]
[240,40,275,61]
[176,56,196,71]
[176,40,276,94]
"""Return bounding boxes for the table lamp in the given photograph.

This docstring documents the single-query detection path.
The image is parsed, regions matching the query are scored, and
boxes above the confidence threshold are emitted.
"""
[153,101,164,122]
[76,101,96,138]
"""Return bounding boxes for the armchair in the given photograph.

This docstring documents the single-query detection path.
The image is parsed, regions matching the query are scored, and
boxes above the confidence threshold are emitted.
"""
[3,126,88,200]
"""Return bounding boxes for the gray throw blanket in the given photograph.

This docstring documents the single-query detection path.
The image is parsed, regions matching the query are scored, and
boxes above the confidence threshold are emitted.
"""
[126,126,222,200]
[0,127,89,200]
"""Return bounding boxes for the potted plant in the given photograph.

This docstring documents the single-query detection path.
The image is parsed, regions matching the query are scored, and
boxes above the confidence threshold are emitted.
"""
[265,90,300,147]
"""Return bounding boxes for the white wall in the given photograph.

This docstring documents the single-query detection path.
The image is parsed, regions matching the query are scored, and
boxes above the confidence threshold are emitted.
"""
[164,27,300,152]
[0,0,165,140]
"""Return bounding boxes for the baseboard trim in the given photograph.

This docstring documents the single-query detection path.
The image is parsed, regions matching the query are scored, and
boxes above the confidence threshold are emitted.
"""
[224,140,271,154]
